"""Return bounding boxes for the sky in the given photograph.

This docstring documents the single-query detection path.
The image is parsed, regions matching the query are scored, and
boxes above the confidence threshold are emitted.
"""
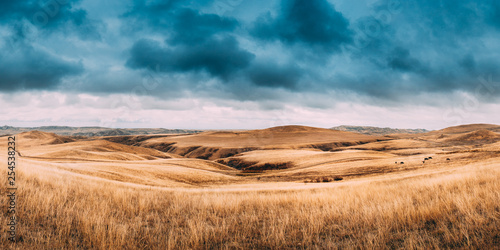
[1,0,500,130]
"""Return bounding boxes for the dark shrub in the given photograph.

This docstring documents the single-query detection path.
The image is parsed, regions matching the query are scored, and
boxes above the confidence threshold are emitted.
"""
[333,176,343,181]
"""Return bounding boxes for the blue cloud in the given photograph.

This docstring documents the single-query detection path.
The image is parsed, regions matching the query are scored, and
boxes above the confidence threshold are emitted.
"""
[251,0,352,52]
[0,0,102,40]
[126,37,254,80]
[0,40,83,91]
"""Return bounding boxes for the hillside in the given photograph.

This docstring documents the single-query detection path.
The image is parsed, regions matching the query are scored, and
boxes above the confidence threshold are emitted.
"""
[430,123,500,134]
[17,131,75,148]
[440,129,500,145]
[136,125,387,160]
[3,124,499,183]
[21,139,179,161]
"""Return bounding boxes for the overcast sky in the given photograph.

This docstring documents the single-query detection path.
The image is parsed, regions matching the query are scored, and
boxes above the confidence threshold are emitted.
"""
[1,0,500,129]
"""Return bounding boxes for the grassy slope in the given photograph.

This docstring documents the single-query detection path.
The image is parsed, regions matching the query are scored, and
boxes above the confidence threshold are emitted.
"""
[1,159,499,249]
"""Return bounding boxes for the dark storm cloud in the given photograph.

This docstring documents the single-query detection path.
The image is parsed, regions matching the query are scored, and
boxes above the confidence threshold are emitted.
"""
[122,0,317,91]
[0,0,102,40]
[329,0,500,100]
[247,62,302,89]
[126,37,254,80]
[167,8,238,45]
[0,0,93,91]
[0,40,83,91]
[386,47,427,74]
[459,54,477,74]
[123,0,256,81]
[119,0,500,101]
[122,0,222,36]
[251,0,352,52]
[489,1,500,28]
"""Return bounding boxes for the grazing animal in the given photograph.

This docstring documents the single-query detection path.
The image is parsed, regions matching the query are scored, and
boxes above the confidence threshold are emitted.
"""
[423,161,425,164]
[446,158,451,161]
[428,157,433,159]
[400,162,404,164]
[424,158,429,161]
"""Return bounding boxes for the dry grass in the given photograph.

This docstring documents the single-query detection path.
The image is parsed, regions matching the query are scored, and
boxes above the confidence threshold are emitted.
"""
[1,161,499,249]
[304,175,343,183]
[1,126,500,249]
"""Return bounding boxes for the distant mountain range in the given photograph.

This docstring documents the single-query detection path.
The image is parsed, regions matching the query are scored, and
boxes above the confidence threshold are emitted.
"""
[331,125,429,135]
[0,125,430,137]
[0,126,203,137]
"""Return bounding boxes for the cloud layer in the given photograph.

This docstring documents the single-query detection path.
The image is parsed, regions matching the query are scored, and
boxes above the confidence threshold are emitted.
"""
[0,0,499,128]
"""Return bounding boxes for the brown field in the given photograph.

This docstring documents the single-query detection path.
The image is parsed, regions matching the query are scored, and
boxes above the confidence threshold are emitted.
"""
[1,124,500,249]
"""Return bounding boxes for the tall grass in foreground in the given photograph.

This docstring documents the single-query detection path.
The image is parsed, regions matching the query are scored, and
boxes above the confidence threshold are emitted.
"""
[1,164,499,249]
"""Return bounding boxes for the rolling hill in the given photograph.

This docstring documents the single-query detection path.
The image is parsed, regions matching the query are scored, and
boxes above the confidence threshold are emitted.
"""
[20,138,179,161]
[2,123,499,187]
[136,125,387,160]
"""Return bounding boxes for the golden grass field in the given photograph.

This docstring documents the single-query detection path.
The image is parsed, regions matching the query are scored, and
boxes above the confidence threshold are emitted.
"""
[1,124,500,249]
